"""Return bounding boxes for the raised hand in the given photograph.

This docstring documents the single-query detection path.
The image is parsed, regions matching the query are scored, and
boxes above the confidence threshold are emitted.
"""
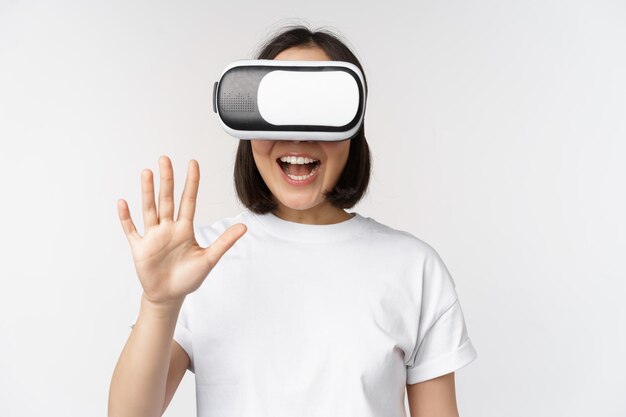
[117,155,247,305]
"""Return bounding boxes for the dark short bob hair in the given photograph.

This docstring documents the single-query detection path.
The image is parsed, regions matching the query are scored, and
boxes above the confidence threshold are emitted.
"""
[234,24,372,214]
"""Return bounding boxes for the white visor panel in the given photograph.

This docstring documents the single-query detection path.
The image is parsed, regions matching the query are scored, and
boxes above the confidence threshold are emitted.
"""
[257,70,359,126]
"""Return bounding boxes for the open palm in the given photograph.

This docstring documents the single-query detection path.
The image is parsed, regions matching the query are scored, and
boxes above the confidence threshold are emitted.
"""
[117,156,247,305]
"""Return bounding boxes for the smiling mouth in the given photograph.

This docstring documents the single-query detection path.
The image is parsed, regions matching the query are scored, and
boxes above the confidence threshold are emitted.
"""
[276,158,321,176]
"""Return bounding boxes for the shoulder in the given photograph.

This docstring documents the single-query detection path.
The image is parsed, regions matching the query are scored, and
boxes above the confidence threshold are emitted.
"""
[364,215,442,262]
[362,216,457,302]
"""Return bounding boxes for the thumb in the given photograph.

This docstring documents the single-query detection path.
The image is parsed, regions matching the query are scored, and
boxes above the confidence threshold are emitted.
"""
[204,223,248,267]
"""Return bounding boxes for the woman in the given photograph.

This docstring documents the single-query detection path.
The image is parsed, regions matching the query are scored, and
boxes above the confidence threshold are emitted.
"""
[109,25,477,417]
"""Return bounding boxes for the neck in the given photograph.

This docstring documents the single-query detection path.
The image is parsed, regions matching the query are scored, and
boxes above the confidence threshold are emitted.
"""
[272,202,354,225]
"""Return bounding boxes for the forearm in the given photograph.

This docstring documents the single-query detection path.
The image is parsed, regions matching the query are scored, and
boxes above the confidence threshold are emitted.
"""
[108,294,184,417]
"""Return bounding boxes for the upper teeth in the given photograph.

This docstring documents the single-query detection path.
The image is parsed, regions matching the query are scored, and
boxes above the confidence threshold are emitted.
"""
[279,156,318,164]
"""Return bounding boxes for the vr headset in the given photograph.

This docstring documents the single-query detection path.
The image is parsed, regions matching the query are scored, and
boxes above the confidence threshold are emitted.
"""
[212,59,366,141]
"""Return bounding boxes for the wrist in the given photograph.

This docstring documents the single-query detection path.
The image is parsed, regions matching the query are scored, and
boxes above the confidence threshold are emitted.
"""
[140,293,185,319]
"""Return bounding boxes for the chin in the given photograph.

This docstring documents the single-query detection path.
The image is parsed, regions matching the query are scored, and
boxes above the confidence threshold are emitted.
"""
[277,196,322,211]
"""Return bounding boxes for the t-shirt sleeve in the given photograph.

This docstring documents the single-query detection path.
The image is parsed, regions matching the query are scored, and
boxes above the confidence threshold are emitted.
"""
[405,248,477,385]
[128,299,195,374]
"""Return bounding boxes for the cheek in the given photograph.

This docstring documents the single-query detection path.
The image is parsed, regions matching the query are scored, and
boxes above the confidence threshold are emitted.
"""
[251,140,276,169]
[250,139,276,154]
[323,141,351,174]
[251,139,273,157]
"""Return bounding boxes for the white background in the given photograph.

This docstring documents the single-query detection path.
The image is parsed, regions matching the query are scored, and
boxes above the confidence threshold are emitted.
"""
[1,1,625,416]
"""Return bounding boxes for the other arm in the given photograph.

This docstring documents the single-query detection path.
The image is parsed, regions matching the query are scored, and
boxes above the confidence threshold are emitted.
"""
[406,372,459,417]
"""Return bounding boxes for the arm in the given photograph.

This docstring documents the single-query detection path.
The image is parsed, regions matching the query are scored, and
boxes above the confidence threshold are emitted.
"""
[110,156,246,416]
[406,372,459,417]
[108,294,185,417]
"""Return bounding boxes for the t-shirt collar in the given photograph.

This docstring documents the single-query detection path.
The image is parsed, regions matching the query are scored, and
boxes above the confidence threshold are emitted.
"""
[243,208,369,243]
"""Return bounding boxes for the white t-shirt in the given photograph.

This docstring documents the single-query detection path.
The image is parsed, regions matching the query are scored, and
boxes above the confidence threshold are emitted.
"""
[131,209,477,417]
